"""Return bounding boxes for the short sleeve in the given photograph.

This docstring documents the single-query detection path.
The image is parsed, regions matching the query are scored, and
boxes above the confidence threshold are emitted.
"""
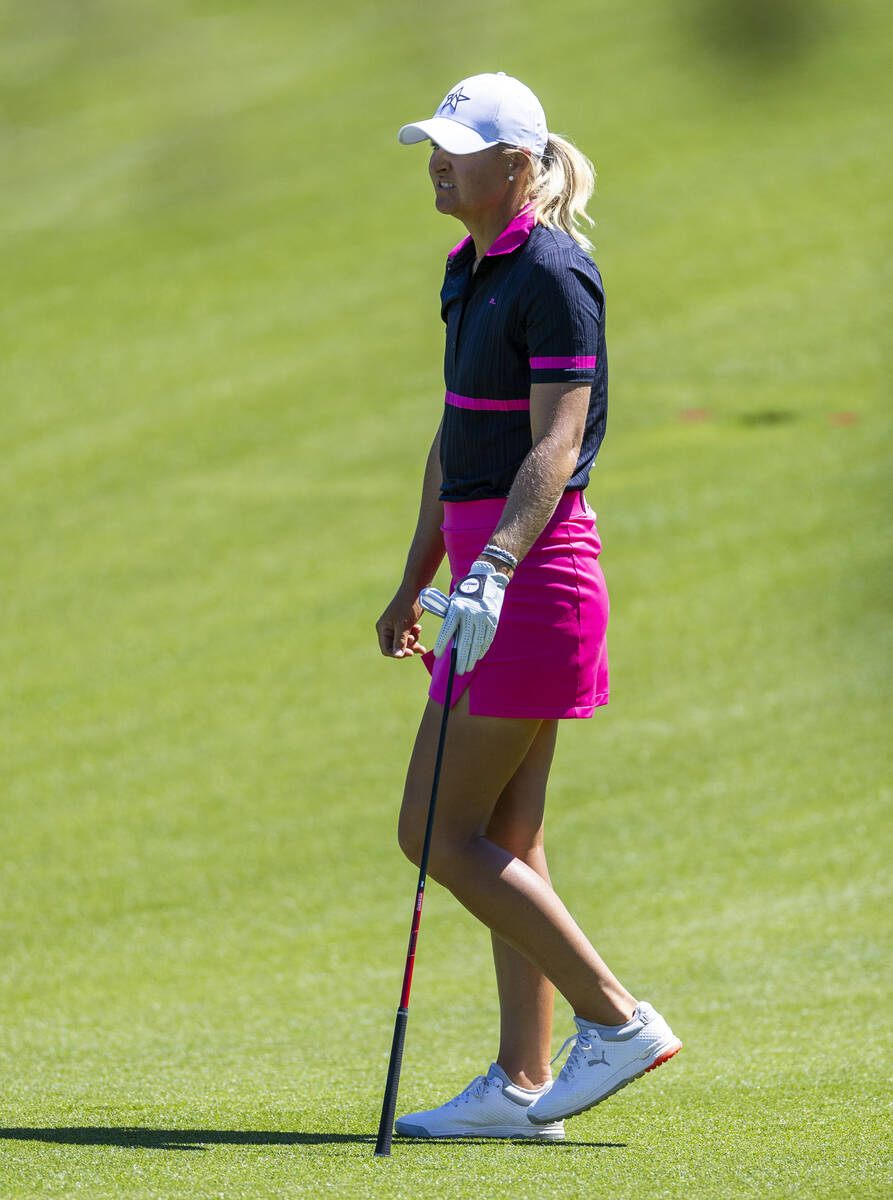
[524,257,604,385]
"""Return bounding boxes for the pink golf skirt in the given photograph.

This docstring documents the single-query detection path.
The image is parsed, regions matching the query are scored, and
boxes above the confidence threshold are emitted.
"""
[422,490,609,719]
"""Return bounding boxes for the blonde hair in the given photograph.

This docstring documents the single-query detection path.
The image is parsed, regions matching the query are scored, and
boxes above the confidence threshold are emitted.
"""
[507,133,596,253]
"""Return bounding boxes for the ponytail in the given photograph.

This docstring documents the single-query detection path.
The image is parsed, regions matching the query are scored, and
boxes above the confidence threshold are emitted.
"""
[513,133,596,253]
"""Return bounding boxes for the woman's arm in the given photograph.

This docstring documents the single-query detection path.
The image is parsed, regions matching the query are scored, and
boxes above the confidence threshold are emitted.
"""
[399,421,447,596]
[480,382,590,576]
[376,422,447,657]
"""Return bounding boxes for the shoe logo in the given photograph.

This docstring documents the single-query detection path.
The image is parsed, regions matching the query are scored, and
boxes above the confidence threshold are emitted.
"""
[587,1050,610,1067]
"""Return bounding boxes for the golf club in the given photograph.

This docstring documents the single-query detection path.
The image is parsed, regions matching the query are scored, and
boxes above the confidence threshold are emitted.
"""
[374,589,458,1157]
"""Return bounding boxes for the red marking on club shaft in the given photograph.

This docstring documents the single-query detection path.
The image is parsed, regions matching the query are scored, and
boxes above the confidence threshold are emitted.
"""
[399,884,426,1008]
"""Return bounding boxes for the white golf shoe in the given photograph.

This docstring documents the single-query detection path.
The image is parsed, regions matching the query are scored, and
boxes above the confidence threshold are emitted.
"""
[394,1062,565,1139]
[527,1002,681,1124]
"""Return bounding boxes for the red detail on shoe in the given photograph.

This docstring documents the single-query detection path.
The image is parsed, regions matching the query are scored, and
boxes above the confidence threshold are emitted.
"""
[644,1041,682,1073]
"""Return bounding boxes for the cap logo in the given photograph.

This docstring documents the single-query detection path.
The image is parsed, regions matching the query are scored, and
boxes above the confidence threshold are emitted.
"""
[439,86,470,114]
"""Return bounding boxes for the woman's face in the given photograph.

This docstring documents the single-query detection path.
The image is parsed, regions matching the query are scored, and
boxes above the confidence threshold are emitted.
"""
[428,141,515,222]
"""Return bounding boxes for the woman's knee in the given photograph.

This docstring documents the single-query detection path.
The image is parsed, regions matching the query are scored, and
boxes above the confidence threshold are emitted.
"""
[397,806,468,884]
[424,832,478,890]
[397,798,425,867]
[486,811,544,861]
[397,815,463,883]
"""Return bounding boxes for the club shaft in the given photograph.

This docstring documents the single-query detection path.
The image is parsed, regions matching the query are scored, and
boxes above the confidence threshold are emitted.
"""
[374,645,459,1157]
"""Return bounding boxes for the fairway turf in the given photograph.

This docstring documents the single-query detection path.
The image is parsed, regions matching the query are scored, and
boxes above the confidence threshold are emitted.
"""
[1,1,891,1197]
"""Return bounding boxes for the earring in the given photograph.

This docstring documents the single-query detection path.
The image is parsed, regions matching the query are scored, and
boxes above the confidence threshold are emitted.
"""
[508,174,515,181]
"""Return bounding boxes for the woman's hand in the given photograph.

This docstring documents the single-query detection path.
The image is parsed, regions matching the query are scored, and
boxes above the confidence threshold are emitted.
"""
[376,587,430,658]
[432,561,508,675]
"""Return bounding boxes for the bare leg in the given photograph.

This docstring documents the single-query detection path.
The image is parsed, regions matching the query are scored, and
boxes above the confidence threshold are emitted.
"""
[490,936,554,1089]
[398,692,636,1028]
[486,720,559,1090]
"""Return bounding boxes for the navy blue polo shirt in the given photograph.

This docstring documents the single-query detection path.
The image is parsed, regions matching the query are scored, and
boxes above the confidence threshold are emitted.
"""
[438,206,608,501]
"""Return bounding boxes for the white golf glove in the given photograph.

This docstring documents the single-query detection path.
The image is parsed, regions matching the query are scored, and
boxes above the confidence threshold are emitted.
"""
[430,560,509,676]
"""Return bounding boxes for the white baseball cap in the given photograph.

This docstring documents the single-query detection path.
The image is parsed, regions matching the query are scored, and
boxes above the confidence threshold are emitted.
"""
[398,72,548,156]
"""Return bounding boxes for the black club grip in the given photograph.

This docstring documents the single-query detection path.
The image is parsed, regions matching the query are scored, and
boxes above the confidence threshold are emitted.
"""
[374,1006,409,1156]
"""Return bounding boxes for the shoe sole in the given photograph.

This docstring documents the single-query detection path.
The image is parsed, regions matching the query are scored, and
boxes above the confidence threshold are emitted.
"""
[527,1039,682,1124]
[395,1121,565,1140]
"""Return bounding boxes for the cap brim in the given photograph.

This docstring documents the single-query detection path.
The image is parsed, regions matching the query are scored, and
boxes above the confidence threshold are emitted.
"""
[397,117,499,155]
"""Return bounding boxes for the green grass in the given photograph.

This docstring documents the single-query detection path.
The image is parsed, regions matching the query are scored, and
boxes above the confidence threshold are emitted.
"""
[1,0,890,1196]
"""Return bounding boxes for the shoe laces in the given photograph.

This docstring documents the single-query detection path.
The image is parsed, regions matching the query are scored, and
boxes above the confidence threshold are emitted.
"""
[550,1030,596,1082]
[450,1074,496,1106]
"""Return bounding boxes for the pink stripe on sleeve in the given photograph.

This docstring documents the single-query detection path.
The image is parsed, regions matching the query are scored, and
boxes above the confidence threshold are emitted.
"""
[445,391,530,412]
[529,355,597,369]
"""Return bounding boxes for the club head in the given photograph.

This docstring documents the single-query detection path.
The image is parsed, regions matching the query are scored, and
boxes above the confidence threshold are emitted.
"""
[419,587,450,619]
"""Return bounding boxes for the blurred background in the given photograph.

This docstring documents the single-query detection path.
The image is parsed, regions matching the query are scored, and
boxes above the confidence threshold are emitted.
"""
[0,1,889,1194]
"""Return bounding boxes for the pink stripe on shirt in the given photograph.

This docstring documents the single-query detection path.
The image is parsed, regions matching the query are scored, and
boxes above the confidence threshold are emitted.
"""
[445,391,530,412]
[529,355,597,369]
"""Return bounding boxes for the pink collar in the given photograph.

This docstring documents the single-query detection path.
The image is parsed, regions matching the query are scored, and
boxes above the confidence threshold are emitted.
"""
[447,205,536,260]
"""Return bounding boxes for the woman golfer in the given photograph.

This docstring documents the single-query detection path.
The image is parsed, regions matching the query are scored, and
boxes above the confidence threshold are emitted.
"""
[376,72,680,1139]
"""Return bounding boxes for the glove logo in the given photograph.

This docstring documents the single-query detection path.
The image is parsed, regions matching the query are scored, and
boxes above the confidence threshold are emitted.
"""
[431,561,507,676]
